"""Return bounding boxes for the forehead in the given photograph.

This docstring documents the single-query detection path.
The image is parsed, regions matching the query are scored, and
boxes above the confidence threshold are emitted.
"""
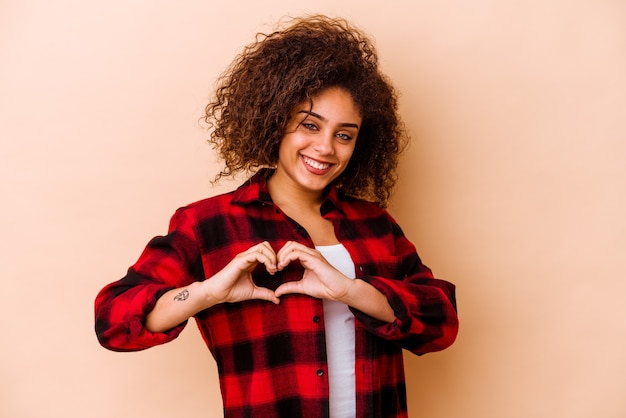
[293,87,362,121]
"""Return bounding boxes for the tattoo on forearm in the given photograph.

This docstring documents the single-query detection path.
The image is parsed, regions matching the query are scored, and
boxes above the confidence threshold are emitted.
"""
[174,289,189,301]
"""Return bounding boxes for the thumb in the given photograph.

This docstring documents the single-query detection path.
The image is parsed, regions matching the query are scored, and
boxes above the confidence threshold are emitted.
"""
[253,286,281,305]
[274,281,302,298]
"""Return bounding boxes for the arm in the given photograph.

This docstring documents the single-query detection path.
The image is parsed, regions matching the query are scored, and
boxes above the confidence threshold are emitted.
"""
[144,282,212,333]
[350,221,459,355]
[94,209,204,351]
[95,208,279,350]
[145,242,280,333]
[341,278,396,323]
[273,241,395,323]
[271,221,458,354]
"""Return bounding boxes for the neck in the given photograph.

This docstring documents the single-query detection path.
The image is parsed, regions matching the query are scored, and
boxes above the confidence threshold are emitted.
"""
[267,173,324,212]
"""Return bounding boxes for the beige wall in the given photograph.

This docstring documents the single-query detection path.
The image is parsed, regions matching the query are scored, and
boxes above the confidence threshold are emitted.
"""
[1,1,625,417]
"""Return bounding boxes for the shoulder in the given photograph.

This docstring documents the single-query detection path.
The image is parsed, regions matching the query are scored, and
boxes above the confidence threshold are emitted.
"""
[337,193,393,221]
[181,189,237,211]
[168,170,269,226]
[169,189,240,226]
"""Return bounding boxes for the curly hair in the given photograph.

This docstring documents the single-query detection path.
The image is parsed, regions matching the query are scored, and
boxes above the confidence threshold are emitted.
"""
[204,15,408,207]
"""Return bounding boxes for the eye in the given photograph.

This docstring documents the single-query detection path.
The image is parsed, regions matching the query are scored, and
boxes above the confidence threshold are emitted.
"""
[336,132,353,141]
[302,122,318,131]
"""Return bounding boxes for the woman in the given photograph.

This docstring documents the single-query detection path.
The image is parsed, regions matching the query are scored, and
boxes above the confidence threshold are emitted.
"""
[95,15,458,418]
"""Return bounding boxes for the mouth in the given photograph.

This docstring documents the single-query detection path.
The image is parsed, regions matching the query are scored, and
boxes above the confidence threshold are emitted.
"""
[301,155,333,171]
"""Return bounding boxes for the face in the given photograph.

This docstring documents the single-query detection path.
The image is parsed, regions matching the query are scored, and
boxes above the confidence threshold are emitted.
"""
[271,87,362,200]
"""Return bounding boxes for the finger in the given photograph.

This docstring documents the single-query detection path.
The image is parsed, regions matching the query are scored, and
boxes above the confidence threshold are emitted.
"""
[276,249,301,270]
[274,280,304,298]
[246,242,278,273]
[276,240,310,256]
[276,241,316,269]
[253,286,281,304]
[258,241,277,258]
[278,247,324,271]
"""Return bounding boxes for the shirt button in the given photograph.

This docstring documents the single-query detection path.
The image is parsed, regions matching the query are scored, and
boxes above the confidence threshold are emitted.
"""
[313,316,320,323]
[316,369,324,377]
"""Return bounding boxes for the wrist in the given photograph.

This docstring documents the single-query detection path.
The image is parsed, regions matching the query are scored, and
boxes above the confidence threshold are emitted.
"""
[342,278,396,323]
[200,278,223,308]
[336,277,361,306]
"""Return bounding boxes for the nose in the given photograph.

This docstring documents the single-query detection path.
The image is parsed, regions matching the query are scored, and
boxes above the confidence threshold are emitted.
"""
[313,131,335,155]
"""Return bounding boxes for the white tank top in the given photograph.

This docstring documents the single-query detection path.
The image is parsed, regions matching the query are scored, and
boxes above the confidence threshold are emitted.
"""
[316,244,356,418]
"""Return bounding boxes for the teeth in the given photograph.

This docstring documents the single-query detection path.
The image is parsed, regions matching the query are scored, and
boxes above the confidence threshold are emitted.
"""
[303,156,330,170]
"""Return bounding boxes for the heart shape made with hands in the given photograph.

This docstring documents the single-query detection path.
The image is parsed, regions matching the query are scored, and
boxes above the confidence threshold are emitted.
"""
[246,240,352,303]
[250,242,307,291]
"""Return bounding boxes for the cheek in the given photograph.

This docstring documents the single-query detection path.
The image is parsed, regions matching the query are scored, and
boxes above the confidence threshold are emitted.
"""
[276,134,302,162]
[342,143,357,162]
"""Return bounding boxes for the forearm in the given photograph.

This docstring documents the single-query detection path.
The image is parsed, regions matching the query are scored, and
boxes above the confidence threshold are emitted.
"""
[341,278,395,323]
[146,281,214,333]
[350,275,459,353]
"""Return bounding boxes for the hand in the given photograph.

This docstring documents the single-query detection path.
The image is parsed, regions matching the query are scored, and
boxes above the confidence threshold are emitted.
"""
[204,241,280,305]
[274,241,353,302]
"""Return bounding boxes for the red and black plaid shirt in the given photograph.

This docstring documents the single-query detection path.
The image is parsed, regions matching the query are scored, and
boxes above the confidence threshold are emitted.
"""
[95,169,458,418]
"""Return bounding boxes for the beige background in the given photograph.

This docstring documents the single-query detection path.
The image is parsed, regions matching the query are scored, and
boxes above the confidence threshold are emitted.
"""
[1,0,625,417]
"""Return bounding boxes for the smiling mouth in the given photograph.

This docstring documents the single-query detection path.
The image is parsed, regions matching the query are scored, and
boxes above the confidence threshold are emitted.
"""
[302,155,332,170]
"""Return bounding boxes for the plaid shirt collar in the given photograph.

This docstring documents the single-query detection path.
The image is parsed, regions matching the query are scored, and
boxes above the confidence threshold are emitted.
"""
[231,168,344,216]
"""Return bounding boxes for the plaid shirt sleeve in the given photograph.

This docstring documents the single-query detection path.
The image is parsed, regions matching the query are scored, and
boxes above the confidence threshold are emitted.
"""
[341,206,459,355]
[94,208,204,351]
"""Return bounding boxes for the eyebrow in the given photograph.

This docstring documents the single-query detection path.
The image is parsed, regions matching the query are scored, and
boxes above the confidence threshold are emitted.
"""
[297,110,360,129]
